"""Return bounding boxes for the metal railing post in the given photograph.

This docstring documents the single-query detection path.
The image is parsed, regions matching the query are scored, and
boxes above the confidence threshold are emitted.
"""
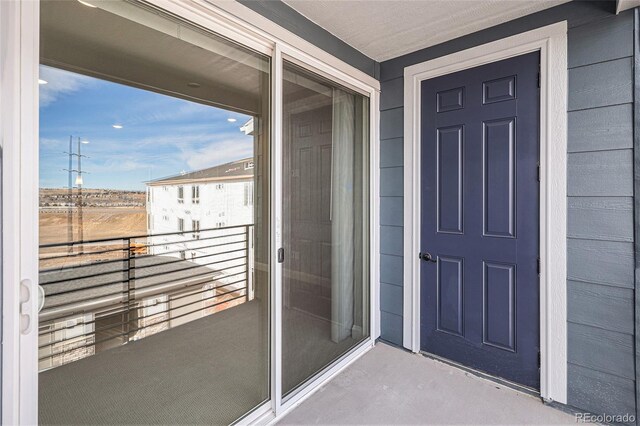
[125,237,135,342]
[246,225,254,301]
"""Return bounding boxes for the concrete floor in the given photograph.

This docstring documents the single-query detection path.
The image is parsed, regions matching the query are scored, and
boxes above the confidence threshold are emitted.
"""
[279,343,575,425]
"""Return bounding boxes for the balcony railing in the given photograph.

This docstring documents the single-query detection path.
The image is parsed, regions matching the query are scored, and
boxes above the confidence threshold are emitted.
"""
[38,224,254,371]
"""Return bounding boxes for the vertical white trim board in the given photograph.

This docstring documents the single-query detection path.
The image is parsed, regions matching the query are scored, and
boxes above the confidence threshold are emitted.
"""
[1,0,40,423]
[402,21,568,404]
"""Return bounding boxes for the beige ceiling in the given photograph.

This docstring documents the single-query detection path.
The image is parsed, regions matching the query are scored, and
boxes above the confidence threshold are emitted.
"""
[283,0,571,62]
[41,0,270,115]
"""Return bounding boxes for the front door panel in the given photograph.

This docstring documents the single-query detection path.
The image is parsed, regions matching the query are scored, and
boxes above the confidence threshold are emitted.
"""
[420,52,540,389]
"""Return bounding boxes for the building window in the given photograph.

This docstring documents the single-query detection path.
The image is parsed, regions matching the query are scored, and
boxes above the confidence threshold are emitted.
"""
[178,218,184,232]
[147,214,152,231]
[244,182,253,206]
[215,183,224,190]
[192,186,200,204]
[177,186,184,203]
[192,219,200,239]
[147,188,152,203]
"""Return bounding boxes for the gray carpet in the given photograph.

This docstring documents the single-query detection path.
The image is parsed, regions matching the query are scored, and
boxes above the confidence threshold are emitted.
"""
[40,300,269,425]
[40,301,365,425]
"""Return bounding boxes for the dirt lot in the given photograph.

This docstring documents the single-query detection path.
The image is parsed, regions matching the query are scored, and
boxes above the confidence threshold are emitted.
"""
[40,188,146,245]
[40,207,147,245]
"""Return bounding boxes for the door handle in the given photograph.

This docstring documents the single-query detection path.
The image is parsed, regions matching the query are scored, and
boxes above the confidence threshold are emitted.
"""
[20,279,36,334]
[419,252,437,263]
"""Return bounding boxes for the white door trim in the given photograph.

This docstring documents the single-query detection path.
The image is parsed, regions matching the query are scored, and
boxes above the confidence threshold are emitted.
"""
[1,0,40,423]
[402,21,568,404]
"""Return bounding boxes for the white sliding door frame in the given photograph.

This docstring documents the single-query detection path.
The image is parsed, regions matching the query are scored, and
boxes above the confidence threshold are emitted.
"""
[3,0,380,423]
[402,22,568,404]
[272,45,379,420]
[1,0,40,424]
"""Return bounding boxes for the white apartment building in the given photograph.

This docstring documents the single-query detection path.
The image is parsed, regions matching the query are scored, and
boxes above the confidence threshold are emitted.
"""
[145,156,256,308]
[146,157,255,248]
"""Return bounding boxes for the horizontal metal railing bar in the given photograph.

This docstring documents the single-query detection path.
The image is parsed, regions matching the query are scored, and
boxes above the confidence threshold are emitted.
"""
[38,228,250,262]
[132,255,248,281]
[130,264,247,299]
[40,272,246,332]
[38,280,247,349]
[40,245,128,261]
[133,231,248,253]
[124,283,247,326]
[40,244,247,285]
[41,271,127,287]
[41,256,246,296]
[39,286,246,352]
[130,236,246,260]
[43,279,127,297]
[39,293,247,360]
[40,263,246,321]
[159,278,247,304]
[38,232,248,273]
[133,248,247,273]
[40,263,247,320]
[40,224,252,249]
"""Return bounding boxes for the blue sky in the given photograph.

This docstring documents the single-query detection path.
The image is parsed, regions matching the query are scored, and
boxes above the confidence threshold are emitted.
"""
[39,65,254,191]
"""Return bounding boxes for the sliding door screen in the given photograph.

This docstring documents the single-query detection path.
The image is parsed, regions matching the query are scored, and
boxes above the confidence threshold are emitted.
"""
[282,61,370,396]
[38,1,270,424]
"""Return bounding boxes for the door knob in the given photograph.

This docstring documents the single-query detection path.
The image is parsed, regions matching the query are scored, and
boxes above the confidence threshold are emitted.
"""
[419,252,437,263]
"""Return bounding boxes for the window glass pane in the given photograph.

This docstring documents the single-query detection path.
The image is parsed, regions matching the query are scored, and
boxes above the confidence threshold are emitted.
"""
[38,1,270,424]
[282,61,370,396]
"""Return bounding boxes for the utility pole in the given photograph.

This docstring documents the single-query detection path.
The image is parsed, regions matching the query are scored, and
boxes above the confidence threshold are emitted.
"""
[63,136,89,253]
[67,135,73,251]
[77,137,84,251]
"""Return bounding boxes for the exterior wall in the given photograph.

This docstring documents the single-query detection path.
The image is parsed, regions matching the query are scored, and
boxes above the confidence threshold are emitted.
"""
[378,1,635,417]
[147,181,253,240]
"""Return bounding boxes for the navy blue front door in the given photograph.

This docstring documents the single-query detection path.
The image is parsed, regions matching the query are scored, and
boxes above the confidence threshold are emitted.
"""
[420,52,540,389]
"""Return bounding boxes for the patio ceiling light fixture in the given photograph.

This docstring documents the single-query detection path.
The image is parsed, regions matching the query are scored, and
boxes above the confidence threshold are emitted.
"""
[227,118,237,123]
[112,124,123,129]
[77,0,98,8]
[38,79,48,85]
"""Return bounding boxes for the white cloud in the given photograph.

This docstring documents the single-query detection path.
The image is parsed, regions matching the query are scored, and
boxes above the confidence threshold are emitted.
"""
[90,158,149,173]
[39,66,94,108]
[180,138,253,171]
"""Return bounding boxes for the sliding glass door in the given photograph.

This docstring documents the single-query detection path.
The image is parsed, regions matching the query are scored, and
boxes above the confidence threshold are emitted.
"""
[28,1,374,423]
[38,1,270,424]
[281,61,370,396]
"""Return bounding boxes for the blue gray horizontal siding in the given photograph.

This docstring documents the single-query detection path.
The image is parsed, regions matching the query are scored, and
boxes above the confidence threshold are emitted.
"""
[378,0,635,417]
[379,87,404,345]
[566,10,635,417]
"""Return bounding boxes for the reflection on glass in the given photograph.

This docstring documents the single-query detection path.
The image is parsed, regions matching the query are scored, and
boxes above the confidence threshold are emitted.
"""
[38,1,270,424]
[282,61,370,396]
